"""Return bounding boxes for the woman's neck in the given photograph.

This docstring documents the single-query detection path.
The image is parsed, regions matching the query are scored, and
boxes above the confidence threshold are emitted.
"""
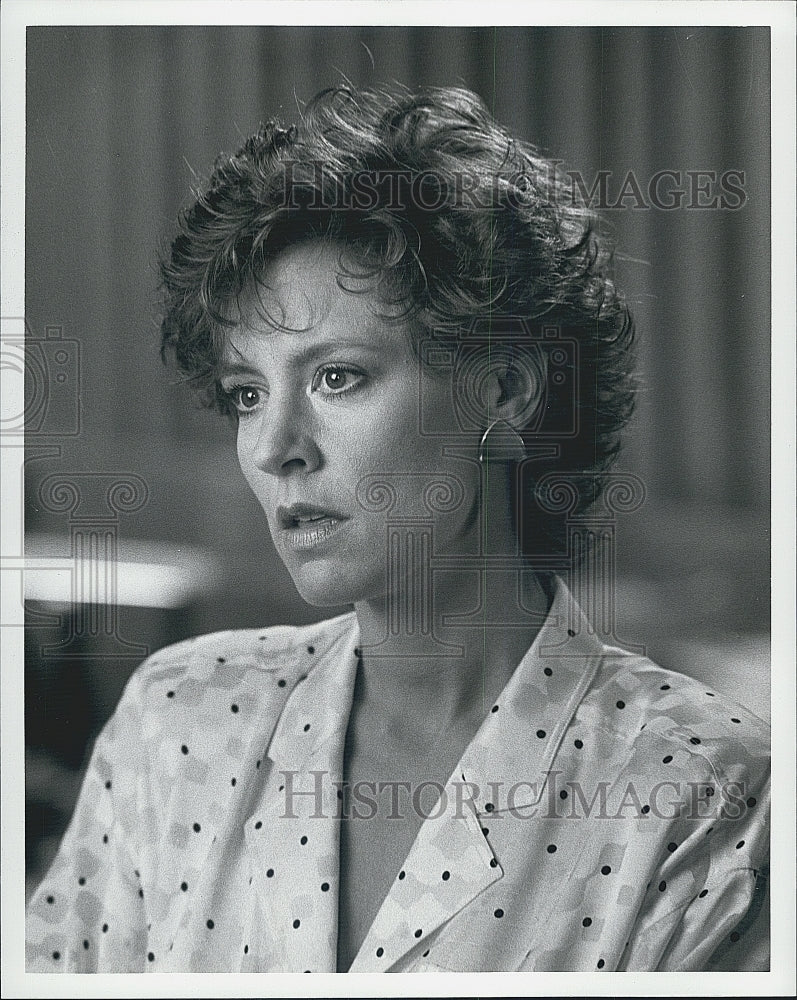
[352,565,551,737]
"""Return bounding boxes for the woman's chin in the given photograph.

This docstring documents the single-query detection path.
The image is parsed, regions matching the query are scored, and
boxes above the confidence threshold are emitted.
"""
[287,562,375,609]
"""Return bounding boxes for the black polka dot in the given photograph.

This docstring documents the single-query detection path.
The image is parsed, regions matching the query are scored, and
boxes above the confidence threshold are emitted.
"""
[105,780,112,789]
[547,844,557,854]
[601,865,611,875]
[181,745,189,755]
[482,827,489,836]
[485,802,494,813]
[77,876,86,886]
[489,858,498,868]
[231,704,239,713]
[422,949,430,957]
[181,881,188,891]
[321,881,330,892]
[266,868,274,878]
[277,678,286,688]
[699,889,709,898]
[376,946,384,957]
[567,629,576,637]
[307,645,315,654]
[148,951,155,962]
[102,924,108,933]
[102,834,109,844]
[300,835,308,845]
[705,786,715,796]
[667,842,678,852]
[193,822,201,832]
[293,919,300,929]
[83,939,89,950]
[254,821,262,830]
[166,691,175,698]
[597,958,605,968]
[616,700,625,709]
[730,931,741,942]
[494,908,504,918]
[442,870,450,881]
[217,656,225,663]
[659,880,667,891]
[491,705,499,713]
[536,729,546,739]
[303,723,311,732]
[660,684,670,690]
[641,804,650,814]
[231,777,237,786]
[574,739,583,749]
[690,736,701,744]
[244,945,249,954]
[256,760,261,768]
[731,717,741,724]
[543,667,553,677]
[662,755,673,763]
[582,917,592,927]
[736,840,745,849]
[206,919,214,929]
[46,895,54,904]
[414,928,423,938]
[746,796,757,808]
[559,789,568,800]
[52,951,60,960]
[138,888,144,898]
[398,870,406,880]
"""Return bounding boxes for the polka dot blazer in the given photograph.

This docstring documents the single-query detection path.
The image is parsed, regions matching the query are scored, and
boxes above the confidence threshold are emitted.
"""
[26,578,769,972]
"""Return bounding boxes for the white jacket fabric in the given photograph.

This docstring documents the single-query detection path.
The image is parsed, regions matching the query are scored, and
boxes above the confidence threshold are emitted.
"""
[26,578,770,972]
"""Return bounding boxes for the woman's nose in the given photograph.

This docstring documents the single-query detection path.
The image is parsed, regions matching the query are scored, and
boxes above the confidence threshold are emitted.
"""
[246,394,321,477]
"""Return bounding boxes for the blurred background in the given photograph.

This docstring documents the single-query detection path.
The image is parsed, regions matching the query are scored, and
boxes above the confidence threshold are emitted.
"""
[23,26,770,893]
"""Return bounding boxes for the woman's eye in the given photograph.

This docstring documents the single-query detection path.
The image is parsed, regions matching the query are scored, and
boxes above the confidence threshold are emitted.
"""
[312,365,364,397]
[226,385,263,414]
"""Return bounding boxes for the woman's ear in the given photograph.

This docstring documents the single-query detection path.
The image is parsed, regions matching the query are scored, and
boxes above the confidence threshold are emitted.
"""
[494,345,547,429]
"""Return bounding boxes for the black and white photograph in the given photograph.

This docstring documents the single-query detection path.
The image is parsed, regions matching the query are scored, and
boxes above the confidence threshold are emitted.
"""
[2,1,794,995]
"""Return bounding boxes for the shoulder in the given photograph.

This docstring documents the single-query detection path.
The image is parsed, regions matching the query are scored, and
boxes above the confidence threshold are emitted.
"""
[115,610,358,721]
[578,644,769,790]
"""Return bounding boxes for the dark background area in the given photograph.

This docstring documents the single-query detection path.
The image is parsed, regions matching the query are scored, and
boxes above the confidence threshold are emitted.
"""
[24,26,771,892]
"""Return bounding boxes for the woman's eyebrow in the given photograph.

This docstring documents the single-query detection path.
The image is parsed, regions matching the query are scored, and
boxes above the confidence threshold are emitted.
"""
[218,338,391,377]
[215,361,263,380]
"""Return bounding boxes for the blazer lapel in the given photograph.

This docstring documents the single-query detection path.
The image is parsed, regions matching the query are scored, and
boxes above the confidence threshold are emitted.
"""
[244,615,360,972]
[348,773,504,972]
[351,576,606,971]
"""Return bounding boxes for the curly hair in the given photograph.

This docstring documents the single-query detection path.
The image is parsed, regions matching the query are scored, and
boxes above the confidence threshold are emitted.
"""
[160,83,636,559]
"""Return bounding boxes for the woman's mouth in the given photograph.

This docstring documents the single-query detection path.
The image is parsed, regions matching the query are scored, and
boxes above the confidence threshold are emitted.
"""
[276,503,350,551]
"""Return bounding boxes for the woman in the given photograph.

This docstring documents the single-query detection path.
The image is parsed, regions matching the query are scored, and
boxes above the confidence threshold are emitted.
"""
[26,84,769,973]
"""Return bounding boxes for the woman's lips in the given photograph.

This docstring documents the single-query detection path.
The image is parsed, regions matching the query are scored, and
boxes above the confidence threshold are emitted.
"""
[279,515,349,551]
[275,503,351,551]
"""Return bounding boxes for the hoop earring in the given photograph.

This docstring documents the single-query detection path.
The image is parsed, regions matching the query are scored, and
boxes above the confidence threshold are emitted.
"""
[478,419,527,464]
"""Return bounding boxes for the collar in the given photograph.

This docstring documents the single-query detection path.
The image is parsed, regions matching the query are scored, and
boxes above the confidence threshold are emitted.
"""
[247,577,605,972]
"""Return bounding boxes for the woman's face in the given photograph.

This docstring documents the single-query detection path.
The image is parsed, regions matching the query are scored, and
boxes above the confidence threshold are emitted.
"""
[219,240,482,608]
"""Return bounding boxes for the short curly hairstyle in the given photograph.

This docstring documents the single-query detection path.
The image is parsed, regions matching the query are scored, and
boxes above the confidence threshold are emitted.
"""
[160,83,636,559]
